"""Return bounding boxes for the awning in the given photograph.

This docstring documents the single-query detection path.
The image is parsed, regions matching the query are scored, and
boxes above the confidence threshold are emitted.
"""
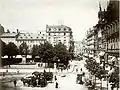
[35,56,39,58]
[27,55,32,58]
[2,55,8,58]
[89,54,94,58]
[83,53,89,57]
[99,52,105,56]
[16,55,22,58]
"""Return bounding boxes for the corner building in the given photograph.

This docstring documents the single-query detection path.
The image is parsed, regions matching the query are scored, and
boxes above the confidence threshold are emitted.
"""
[46,25,74,50]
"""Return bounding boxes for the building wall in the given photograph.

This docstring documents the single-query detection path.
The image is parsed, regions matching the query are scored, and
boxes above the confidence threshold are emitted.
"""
[46,25,73,50]
[16,32,46,49]
[86,28,95,55]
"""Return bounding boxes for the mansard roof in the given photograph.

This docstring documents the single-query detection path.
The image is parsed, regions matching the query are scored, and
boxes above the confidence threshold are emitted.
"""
[17,32,46,40]
[0,32,18,38]
[46,25,72,33]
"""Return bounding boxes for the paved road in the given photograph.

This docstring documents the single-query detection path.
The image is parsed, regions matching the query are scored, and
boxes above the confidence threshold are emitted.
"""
[0,60,89,90]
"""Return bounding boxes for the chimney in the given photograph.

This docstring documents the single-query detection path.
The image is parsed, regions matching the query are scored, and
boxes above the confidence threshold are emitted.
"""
[17,29,19,33]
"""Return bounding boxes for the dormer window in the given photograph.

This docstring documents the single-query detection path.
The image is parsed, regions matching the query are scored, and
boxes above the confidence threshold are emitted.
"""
[49,33,50,36]
[64,28,66,31]
[69,28,71,31]
[59,28,61,31]
[20,37,23,39]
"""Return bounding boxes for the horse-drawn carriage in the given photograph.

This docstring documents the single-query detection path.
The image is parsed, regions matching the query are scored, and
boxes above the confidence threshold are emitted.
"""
[21,71,53,87]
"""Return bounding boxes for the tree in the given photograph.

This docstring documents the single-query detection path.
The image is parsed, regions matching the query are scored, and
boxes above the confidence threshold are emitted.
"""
[38,42,54,68]
[31,45,39,60]
[43,42,54,67]
[19,42,29,56]
[54,42,69,66]
[85,58,105,79]
[109,67,119,89]
[38,43,44,62]
[0,24,4,35]
[1,40,7,56]
[5,42,19,66]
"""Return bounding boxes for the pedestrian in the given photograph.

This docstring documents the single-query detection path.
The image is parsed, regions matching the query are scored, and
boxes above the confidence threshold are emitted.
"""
[3,72,5,77]
[13,79,17,87]
[55,82,58,88]
[41,63,43,67]
[76,68,78,72]
[17,69,19,74]
[6,69,8,73]
[55,75,57,81]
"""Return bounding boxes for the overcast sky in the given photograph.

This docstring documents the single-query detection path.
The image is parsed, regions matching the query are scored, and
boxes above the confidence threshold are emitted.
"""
[0,0,108,41]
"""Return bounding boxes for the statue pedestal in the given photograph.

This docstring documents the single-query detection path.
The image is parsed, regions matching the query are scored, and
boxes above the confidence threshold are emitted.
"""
[22,55,26,64]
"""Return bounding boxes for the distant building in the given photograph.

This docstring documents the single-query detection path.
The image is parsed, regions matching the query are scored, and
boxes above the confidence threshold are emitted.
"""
[0,24,4,36]
[0,30,46,49]
[86,28,95,57]
[1,25,74,52]
[74,41,84,56]
[0,32,18,45]
[99,0,119,67]
[16,32,46,49]
[46,25,74,50]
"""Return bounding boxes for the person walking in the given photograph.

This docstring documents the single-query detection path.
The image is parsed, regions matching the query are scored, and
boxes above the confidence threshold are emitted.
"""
[13,79,17,87]
[55,82,58,88]
[79,68,83,84]
[55,75,57,81]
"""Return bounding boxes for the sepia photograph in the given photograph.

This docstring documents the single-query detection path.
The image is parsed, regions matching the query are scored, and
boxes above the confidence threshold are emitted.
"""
[0,0,119,90]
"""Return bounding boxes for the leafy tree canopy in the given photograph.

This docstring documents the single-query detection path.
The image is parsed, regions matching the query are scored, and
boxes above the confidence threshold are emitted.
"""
[6,42,19,57]
[19,42,29,55]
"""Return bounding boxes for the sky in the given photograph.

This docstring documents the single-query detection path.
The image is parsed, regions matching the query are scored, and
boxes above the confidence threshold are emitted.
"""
[0,0,108,41]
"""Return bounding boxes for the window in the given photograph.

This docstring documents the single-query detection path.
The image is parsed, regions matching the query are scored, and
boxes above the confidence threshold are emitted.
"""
[69,28,71,31]
[64,33,66,36]
[49,37,51,39]
[49,33,50,36]
[31,37,33,39]
[42,37,43,38]
[49,28,51,31]
[36,37,38,38]
[59,28,61,31]
[64,28,66,31]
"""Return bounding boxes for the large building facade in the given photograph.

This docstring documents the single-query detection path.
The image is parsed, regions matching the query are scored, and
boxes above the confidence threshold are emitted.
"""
[1,25,74,52]
[84,0,119,68]
[46,25,74,50]
[0,30,46,49]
